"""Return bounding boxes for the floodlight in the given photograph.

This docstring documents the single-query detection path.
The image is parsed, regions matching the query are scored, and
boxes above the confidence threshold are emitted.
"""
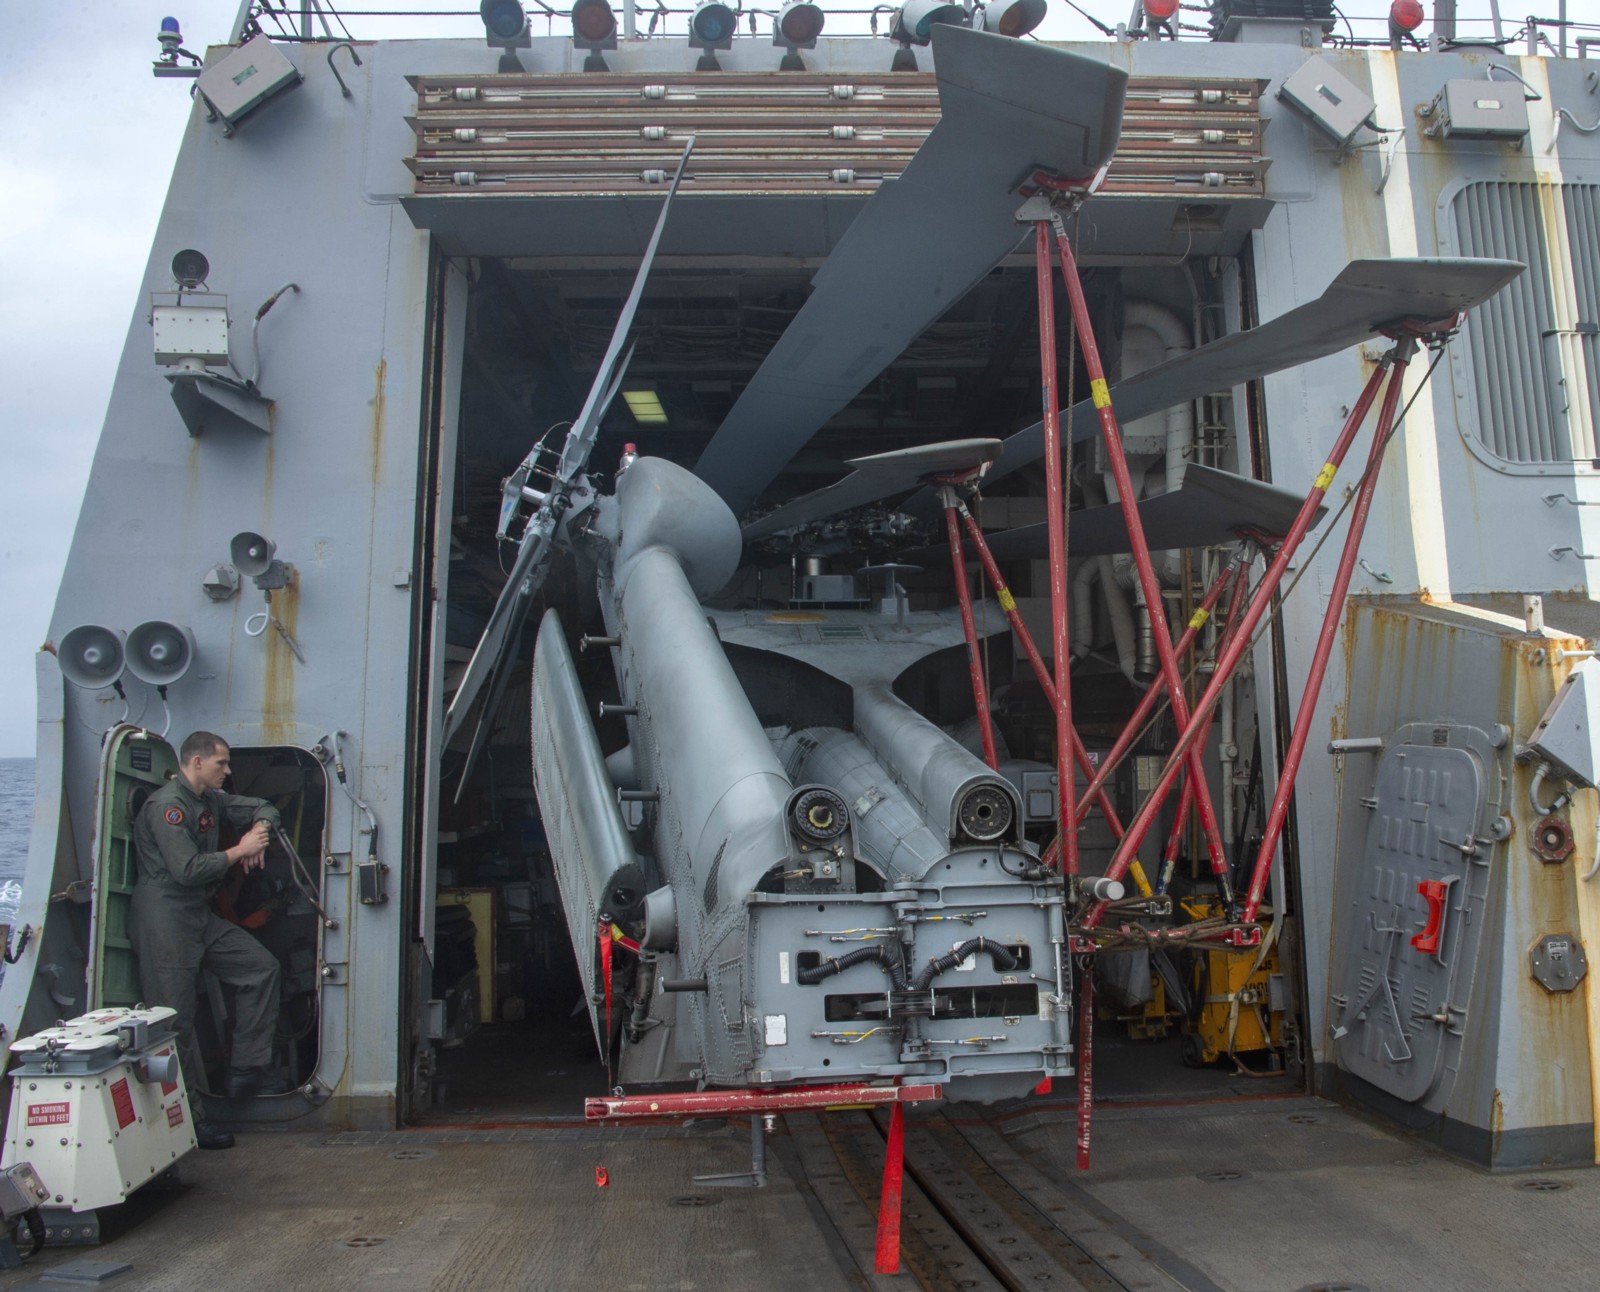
[690,0,736,68]
[481,0,531,44]
[892,0,969,45]
[775,1,825,49]
[171,249,210,290]
[572,0,618,70]
[980,0,1047,37]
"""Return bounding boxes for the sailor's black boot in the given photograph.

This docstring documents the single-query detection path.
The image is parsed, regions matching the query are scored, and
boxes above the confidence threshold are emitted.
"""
[195,1122,235,1150]
[224,1065,293,1099]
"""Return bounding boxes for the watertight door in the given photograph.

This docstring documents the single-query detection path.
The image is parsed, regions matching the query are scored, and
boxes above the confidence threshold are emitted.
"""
[1330,739,1491,1104]
[89,727,177,1008]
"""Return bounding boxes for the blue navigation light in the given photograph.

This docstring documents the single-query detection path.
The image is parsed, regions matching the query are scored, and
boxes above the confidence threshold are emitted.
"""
[160,16,181,33]
[480,0,529,41]
[690,0,737,45]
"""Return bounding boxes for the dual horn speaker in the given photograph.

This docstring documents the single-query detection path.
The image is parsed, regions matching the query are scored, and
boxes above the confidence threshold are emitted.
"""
[58,625,127,691]
[59,621,197,690]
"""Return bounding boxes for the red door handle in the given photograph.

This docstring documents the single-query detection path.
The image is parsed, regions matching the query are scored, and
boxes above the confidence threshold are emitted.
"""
[1411,879,1450,957]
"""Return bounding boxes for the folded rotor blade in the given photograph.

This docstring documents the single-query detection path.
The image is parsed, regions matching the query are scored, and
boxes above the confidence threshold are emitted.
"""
[742,438,1001,541]
[908,256,1525,514]
[694,25,1127,515]
[966,465,1327,564]
[443,141,693,750]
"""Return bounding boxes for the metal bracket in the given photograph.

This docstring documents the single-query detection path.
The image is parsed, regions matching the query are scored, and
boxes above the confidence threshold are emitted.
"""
[693,1115,773,1189]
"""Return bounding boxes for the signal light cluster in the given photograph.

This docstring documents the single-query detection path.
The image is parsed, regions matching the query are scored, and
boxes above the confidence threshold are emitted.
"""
[471,0,1051,74]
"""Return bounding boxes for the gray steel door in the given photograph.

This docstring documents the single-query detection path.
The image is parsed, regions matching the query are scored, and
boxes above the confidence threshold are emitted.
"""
[1331,740,1489,1104]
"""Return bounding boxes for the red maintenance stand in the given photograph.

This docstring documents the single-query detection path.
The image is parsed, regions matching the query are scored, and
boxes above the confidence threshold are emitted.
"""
[935,174,1466,1171]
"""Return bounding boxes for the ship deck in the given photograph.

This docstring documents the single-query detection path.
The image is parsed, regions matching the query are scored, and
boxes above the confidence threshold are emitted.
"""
[1,1026,1592,1291]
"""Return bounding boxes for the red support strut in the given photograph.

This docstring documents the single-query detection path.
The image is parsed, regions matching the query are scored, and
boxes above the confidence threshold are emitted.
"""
[1076,960,1095,1169]
[943,492,1000,771]
[1241,339,1417,920]
[1033,222,1079,874]
[584,1082,943,1120]
[958,507,1128,846]
[1099,356,1396,894]
[875,1102,907,1274]
[1048,217,1233,897]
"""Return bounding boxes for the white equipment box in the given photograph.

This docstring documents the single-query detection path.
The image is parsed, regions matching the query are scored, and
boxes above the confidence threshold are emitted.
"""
[2,1007,196,1214]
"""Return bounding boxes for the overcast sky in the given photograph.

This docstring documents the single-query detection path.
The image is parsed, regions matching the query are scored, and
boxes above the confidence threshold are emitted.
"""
[0,0,1516,758]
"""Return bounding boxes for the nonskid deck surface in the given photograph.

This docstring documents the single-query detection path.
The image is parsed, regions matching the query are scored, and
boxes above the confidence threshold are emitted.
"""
[2,1090,1594,1292]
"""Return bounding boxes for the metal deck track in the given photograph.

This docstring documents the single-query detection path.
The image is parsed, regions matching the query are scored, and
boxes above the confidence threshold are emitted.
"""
[781,1108,1189,1291]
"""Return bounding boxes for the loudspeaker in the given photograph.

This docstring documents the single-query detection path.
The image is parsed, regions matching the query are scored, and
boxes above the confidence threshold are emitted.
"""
[126,621,197,687]
[59,625,127,690]
[230,532,277,579]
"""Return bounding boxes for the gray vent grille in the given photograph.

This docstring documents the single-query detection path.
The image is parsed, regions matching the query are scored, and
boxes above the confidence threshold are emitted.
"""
[1447,180,1600,467]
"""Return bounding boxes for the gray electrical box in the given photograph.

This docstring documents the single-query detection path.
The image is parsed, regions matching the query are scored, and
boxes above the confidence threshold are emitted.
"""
[1277,56,1376,146]
[196,35,302,130]
[1428,80,1530,141]
[1526,656,1600,789]
[151,303,231,366]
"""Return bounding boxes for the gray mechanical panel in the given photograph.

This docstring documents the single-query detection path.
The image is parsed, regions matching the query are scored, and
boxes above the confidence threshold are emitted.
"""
[1277,55,1376,145]
[1332,740,1491,1104]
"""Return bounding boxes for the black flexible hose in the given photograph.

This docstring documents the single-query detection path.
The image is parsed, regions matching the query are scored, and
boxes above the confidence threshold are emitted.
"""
[797,945,908,991]
[912,937,1019,990]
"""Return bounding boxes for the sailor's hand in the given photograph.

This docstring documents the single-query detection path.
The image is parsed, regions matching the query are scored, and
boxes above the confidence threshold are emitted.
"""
[239,851,268,874]
[243,821,271,852]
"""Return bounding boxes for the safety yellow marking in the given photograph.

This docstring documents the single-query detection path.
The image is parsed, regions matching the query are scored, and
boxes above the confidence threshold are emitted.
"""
[1128,860,1154,899]
[1188,608,1210,631]
[1313,462,1337,492]
[998,588,1016,613]
[1090,378,1111,409]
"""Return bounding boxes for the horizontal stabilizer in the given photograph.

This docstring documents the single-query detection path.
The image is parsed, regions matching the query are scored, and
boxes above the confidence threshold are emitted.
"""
[742,438,1001,541]
[695,26,1127,514]
[907,256,1525,514]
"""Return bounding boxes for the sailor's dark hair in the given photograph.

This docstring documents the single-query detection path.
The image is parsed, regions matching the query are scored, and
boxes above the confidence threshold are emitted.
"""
[179,731,228,763]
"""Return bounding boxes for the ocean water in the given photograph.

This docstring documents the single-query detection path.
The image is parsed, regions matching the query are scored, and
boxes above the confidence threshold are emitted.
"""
[0,759,33,925]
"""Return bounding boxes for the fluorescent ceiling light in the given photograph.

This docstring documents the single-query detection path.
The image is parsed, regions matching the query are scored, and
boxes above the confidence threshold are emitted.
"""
[623,389,668,424]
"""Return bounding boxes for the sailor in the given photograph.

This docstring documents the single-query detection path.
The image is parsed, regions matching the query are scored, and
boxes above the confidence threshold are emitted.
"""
[131,730,291,1150]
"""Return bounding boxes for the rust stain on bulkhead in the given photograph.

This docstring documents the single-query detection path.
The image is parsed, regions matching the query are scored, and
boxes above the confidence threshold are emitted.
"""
[261,573,299,742]
[371,360,387,484]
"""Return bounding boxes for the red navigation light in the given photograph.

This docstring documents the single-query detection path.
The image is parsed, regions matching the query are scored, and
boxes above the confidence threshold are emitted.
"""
[1144,0,1179,20]
[1389,0,1424,31]
[572,0,617,45]
[777,0,825,47]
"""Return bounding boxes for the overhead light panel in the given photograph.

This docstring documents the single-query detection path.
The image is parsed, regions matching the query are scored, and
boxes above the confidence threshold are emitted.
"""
[571,0,618,70]
[689,0,736,70]
[775,1,825,69]
[980,0,1048,37]
[623,390,669,425]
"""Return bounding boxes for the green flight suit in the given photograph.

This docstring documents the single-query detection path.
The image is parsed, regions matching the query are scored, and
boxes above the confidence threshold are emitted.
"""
[131,775,283,1103]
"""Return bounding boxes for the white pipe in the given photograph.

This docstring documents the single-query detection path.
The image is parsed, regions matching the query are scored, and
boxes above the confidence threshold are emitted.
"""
[1124,301,1195,496]
[1122,302,1195,587]
[1071,562,1098,659]
[1097,555,1138,684]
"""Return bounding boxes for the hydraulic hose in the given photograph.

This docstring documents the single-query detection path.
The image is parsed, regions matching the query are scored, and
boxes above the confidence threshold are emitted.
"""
[797,945,908,990]
[912,936,1019,990]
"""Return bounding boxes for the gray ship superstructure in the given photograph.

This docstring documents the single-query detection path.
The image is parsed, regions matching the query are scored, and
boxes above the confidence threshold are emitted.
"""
[6,0,1600,1180]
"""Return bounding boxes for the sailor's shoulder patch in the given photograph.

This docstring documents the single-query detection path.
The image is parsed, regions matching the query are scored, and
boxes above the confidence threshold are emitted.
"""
[163,806,186,827]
